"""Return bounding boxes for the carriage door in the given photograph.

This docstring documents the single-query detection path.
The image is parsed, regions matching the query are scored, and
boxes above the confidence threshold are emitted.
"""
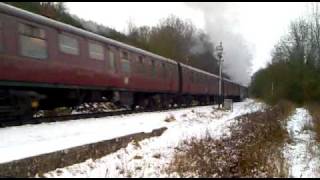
[107,46,117,74]
[120,51,131,85]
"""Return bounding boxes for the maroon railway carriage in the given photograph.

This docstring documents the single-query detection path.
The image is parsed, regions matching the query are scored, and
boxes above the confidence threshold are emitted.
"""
[179,63,220,104]
[223,79,242,101]
[0,3,246,119]
[0,3,181,117]
[179,62,240,103]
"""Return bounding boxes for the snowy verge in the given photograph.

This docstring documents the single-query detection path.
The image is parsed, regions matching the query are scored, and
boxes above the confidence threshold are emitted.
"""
[43,99,266,178]
[283,108,320,178]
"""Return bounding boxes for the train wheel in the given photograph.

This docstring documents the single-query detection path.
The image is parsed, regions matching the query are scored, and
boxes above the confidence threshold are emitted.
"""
[13,96,36,122]
[138,99,149,110]
[131,104,137,110]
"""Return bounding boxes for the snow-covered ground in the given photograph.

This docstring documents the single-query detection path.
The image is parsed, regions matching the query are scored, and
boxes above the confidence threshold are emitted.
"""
[43,99,265,178]
[6,99,320,178]
[283,108,320,178]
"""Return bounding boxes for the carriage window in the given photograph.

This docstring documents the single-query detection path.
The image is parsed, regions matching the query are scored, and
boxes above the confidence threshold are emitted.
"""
[169,64,174,78]
[89,42,104,60]
[162,63,167,78]
[166,64,170,78]
[19,23,47,59]
[121,51,130,74]
[151,59,156,77]
[109,50,116,72]
[0,21,3,52]
[139,56,143,64]
[194,73,197,83]
[121,51,128,60]
[191,72,194,82]
[122,60,130,74]
[59,34,79,55]
[138,56,144,74]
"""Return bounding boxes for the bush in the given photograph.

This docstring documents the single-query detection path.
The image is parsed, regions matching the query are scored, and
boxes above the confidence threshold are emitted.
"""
[167,102,294,177]
[250,61,320,105]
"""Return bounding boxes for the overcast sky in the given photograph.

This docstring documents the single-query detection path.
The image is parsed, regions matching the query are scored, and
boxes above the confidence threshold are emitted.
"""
[65,2,308,85]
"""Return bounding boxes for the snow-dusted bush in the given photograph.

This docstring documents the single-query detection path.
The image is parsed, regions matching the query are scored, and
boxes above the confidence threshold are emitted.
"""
[167,102,294,177]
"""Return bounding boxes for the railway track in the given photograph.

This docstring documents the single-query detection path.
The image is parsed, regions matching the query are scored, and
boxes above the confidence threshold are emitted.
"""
[0,104,215,128]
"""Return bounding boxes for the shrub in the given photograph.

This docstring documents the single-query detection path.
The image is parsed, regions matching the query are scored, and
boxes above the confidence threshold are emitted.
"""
[167,102,294,177]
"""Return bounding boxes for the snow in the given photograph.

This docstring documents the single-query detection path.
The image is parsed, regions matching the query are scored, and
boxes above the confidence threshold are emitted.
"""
[42,99,265,178]
[26,100,320,178]
[283,108,320,178]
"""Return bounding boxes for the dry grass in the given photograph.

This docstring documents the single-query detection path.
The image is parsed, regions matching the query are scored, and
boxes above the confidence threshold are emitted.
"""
[167,101,295,178]
[133,155,143,160]
[131,139,141,149]
[152,153,161,159]
[306,103,320,142]
[164,114,176,123]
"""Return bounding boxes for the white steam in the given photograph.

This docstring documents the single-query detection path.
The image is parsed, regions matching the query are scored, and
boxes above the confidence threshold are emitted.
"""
[186,2,253,86]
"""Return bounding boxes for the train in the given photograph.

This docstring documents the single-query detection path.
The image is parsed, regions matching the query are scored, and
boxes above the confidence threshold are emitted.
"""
[0,3,248,119]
